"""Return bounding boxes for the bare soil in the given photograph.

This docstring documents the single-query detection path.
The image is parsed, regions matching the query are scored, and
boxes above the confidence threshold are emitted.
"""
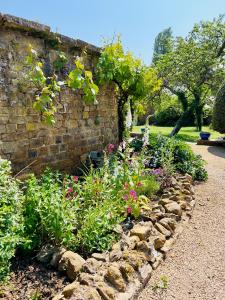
[138,145,225,300]
[0,256,69,300]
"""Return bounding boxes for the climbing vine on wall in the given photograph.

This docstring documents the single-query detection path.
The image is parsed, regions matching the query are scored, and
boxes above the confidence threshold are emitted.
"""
[24,45,99,125]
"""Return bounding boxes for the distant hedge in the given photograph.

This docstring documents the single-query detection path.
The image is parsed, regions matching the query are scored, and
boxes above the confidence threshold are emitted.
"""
[155,106,195,126]
[212,85,225,133]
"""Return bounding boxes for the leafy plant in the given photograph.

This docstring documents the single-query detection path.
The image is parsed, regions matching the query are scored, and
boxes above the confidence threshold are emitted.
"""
[24,45,99,125]
[0,159,24,281]
[152,275,169,292]
[75,199,123,254]
[23,170,78,251]
[96,37,161,140]
[147,134,208,181]
[53,51,67,71]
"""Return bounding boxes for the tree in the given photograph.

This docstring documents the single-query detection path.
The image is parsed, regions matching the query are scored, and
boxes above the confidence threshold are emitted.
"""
[212,84,225,133]
[155,16,225,136]
[96,37,161,141]
[152,27,173,63]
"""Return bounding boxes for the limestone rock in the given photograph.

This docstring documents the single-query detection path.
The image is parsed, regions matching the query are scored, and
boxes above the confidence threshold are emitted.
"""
[179,201,188,210]
[161,238,175,253]
[158,218,176,233]
[105,265,126,292]
[92,253,108,262]
[78,272,103,286]
[136,241,154,262]
[165,202,182,216]
[63,281,80,298]
[154,222,171,237]
[82,258,102,274]
[96,282,116,300]
[130,222,152,240]
[58,251,85,281]
[152,252,164,270]
[159,198,173,206]
[127,235,140,250]
[138,263,152,284]
[154,235,166,250]
[112,242,121,251]
[109,250,123,262]
[122,250,147,270]
[69,284,101,300]
[119,262,135,283]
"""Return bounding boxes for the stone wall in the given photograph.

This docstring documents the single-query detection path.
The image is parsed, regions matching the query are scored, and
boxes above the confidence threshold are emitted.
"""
[0,14,118,174]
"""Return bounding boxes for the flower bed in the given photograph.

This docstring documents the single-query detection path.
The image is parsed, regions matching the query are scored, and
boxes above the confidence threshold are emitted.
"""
[44,173,196,300]
[0,134,206,299]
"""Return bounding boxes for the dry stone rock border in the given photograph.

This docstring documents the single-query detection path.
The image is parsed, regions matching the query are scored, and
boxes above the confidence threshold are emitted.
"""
[38,173,195,300]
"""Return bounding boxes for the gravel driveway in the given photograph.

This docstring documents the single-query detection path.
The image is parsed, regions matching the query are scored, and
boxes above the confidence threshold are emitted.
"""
[138,145,225,300]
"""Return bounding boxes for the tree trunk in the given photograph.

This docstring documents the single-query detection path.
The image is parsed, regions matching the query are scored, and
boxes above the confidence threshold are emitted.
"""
[195,107,203,131]
[193,93,203,132]
[169,104,195,137]
[118,94,127,142]
[130,98,135,122]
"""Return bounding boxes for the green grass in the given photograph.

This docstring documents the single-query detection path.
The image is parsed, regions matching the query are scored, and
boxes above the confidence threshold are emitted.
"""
[133,125,221,143]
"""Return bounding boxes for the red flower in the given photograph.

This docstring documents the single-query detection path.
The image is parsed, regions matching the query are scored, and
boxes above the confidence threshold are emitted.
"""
[67,187,73,194]
[127,206,132,214]
[73,176,79,182]
[107,143,115,153]
[129,190,137,199]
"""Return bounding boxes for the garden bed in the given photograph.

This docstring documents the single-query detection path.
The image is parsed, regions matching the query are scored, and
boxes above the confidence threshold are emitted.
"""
[0,134,207,299]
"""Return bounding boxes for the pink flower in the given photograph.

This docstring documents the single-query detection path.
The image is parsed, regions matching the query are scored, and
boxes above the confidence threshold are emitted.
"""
[107,143,115,153]
[127,206,132,214]
[73,176,79,182]
[136,182,143,187]
[67,187,73,194]
[129,190,137,199]
[123,194,128,201]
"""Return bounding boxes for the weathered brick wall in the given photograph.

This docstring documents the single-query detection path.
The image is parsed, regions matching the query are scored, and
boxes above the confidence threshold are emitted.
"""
[0,14,118,174]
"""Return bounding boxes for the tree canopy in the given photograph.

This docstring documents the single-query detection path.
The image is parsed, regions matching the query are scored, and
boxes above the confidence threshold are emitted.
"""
[154,16,225,135]
[212,84,225,133]
[96,37,161,140]
[152,27,173,63]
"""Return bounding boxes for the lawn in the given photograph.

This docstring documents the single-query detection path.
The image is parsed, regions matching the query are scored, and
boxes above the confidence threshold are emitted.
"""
[132,126,221,143]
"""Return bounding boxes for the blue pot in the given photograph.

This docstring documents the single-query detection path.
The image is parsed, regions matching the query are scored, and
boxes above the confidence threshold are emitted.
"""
[200,132,211,140]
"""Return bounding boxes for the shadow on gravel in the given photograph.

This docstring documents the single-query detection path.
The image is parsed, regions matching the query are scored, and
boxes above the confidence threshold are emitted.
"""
[207,146,225,159]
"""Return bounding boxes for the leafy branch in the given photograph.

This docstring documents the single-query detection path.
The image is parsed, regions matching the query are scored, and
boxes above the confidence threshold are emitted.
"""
[24,45,99,125]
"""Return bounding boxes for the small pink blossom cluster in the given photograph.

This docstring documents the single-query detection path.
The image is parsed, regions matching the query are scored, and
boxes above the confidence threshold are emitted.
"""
[122,182,141,215]
[65,176,79,199]
[107,143,115,153]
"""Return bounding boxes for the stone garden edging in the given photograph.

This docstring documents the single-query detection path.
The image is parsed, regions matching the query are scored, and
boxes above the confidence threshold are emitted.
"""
[38,173,195,300]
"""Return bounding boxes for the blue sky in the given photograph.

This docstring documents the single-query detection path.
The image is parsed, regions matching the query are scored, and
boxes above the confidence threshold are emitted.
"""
[0,0,224,64]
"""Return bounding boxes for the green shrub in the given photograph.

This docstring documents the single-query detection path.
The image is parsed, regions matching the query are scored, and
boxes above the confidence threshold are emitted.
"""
[0,159,24,281]
[155,106,182,126]
[23,170,78,251]
[75,199,123,254]
[136,175,160,197]
[212,84,225,133]
[147,134,208,181]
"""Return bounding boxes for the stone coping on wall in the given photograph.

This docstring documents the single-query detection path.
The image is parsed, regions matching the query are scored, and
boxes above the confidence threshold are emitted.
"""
[0,13,101,54]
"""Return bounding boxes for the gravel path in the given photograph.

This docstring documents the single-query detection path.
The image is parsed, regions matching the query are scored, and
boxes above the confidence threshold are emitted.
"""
[138,145,225,300]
